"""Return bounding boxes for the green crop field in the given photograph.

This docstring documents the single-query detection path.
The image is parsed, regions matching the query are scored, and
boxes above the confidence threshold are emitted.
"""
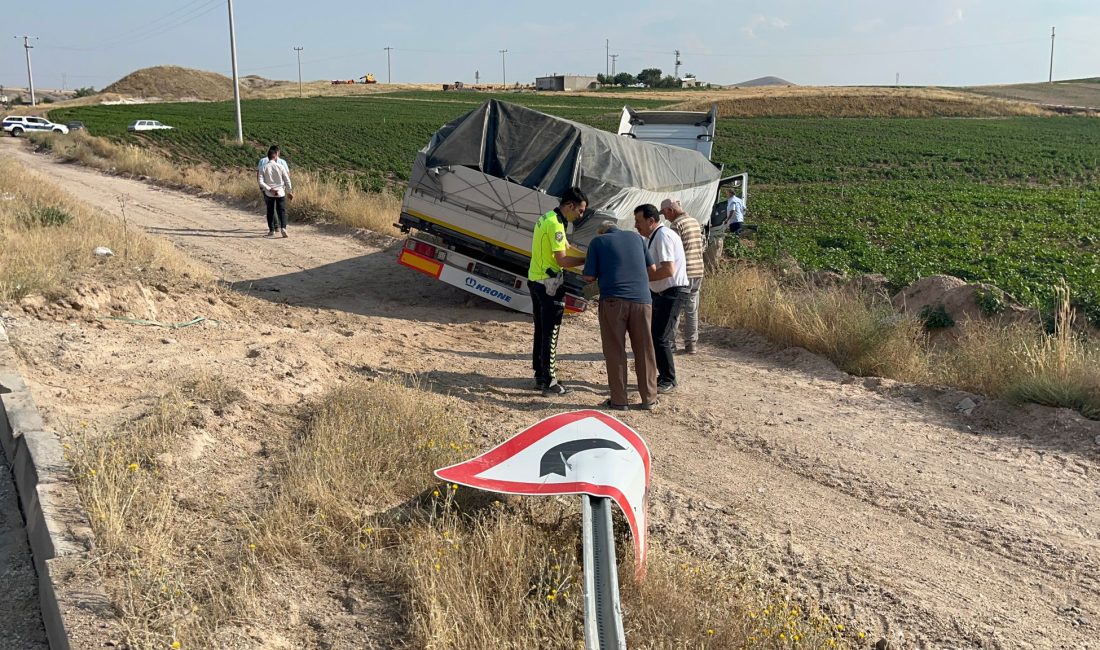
[50,92,662,192]
[50,94,1100,322]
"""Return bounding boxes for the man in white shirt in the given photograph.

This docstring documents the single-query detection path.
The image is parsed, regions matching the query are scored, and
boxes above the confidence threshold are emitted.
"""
[634,203,690,393]
[257,145,294,238]
[726,188,746,234]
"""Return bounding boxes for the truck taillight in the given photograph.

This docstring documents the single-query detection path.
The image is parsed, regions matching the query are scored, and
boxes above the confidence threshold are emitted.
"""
[407,240,438,258]
[564,294,587,313]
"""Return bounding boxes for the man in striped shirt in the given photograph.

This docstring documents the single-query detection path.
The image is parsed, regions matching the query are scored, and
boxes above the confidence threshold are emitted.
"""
[661,198,705,355]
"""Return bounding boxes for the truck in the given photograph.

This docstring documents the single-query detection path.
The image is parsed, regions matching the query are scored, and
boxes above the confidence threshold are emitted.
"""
[396,99,746,314]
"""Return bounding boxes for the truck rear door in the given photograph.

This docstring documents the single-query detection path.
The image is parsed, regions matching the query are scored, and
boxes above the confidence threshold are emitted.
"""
[616,105,718,160]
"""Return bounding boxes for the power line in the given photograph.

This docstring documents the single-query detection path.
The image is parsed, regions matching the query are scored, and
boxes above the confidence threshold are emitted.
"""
[42,0,223,52]
[614,37,1046,59]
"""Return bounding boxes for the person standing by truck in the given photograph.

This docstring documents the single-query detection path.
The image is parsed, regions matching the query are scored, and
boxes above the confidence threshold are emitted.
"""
[726,187,746,234]
[661,198,705,355]
[528,187,588,396]
[634,203,690,393]
[257,145,293,238]
[582,221,658,410]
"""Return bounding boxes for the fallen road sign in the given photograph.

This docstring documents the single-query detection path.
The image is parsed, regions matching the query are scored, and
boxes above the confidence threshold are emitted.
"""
[435,409,651,578]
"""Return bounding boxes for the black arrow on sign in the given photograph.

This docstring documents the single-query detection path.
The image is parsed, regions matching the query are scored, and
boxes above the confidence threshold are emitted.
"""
[540,439,626,477]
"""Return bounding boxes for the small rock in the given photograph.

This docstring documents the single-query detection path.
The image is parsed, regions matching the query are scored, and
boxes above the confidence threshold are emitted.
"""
[956,397,977,414]
[875,640,891,650]
[104,641,118,647]
[1094,435,1100,446]
[93,246,114,257]
[160,337,176,345]
[246,348,261,358]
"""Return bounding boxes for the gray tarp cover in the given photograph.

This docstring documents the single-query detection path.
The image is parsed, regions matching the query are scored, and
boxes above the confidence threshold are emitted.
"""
[424,99,719,206]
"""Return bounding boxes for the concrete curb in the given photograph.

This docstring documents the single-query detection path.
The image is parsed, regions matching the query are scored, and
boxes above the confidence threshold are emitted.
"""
[0,322,115,649]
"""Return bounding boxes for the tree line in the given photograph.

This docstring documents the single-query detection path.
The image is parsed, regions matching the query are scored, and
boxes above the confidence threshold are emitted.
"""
[595,69,695,88]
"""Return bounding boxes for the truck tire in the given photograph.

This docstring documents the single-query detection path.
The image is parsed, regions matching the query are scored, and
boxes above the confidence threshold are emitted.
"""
[10,127,23,137]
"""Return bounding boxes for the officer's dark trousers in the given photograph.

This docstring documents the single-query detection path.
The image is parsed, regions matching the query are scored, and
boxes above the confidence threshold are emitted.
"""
[529,279,565,388]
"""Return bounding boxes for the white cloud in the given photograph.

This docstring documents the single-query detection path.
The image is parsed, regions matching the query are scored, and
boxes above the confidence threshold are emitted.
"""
[742,15,790,39]
[948,8,964,24]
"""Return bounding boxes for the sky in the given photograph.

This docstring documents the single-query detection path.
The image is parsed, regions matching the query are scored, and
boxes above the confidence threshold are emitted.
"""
[4,0,1099,92]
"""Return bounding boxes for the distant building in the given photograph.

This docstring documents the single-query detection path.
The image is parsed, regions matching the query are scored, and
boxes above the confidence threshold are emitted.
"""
[680,76,700,88]
[535,74,599,91]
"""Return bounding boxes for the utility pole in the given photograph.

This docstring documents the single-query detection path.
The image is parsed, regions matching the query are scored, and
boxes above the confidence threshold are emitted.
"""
[674,49,681,79]
[226,0,243,144]
[610,54,619,78]
[1049,26,1055,83]
[293,46,304,97]
[895,72,899,87]
[475,70,480,85]
[499,49,508,87]
[606,38,609,78]
[14,36,38,106]
[384,46,393,83]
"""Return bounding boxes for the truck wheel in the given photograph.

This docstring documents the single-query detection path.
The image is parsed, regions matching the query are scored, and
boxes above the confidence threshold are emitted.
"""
[11,127,23,137]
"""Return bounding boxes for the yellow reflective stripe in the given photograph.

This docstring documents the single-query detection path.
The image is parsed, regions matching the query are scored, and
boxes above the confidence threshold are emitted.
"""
[406,208,529,257]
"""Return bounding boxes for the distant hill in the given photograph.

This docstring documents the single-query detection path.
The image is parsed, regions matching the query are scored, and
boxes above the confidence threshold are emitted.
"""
[734,76,796,88]
[102,66,288,101]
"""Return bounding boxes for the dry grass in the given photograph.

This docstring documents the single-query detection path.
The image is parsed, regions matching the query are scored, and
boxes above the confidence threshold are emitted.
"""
[257,379,854,648]
[67,389,261,649]
[601,86,1049,118]
[0,158,208,301]
[701,265,928,380]
[31,132,401,234]
[932,282,1100,418]
[703,263,1100,419]
[67,371,858,648]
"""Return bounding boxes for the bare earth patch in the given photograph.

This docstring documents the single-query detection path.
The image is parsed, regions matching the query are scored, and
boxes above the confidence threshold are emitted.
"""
[1,137,1098,648]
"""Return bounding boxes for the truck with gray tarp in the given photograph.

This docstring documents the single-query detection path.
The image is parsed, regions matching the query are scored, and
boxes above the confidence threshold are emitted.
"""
[396,99,742,313]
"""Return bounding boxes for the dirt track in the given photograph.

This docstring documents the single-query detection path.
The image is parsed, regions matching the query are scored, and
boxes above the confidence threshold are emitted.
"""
[3,137,1099,649]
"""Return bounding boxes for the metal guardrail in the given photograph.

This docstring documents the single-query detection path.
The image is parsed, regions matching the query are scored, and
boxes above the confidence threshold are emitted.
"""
[582,495,627,650]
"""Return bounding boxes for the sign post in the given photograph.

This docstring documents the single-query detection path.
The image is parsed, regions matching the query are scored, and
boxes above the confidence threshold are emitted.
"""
[435,410,650,649]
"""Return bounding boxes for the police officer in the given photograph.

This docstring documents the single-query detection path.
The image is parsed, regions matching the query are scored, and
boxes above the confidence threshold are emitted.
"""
[529,187,588,396]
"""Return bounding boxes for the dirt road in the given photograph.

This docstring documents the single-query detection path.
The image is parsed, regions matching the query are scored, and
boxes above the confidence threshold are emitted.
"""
[3,137,1098,648]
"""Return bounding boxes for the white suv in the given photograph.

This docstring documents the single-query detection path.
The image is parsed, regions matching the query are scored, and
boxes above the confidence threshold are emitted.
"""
[2,115,69,136]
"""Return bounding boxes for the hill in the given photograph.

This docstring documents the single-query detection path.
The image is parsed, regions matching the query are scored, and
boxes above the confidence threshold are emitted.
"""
[101,66,293,101]
[102,65,236,100]
[734,76,795,87]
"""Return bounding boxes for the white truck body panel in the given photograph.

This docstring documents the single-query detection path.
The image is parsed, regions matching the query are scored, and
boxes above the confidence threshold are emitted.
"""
[616,106,717,160]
